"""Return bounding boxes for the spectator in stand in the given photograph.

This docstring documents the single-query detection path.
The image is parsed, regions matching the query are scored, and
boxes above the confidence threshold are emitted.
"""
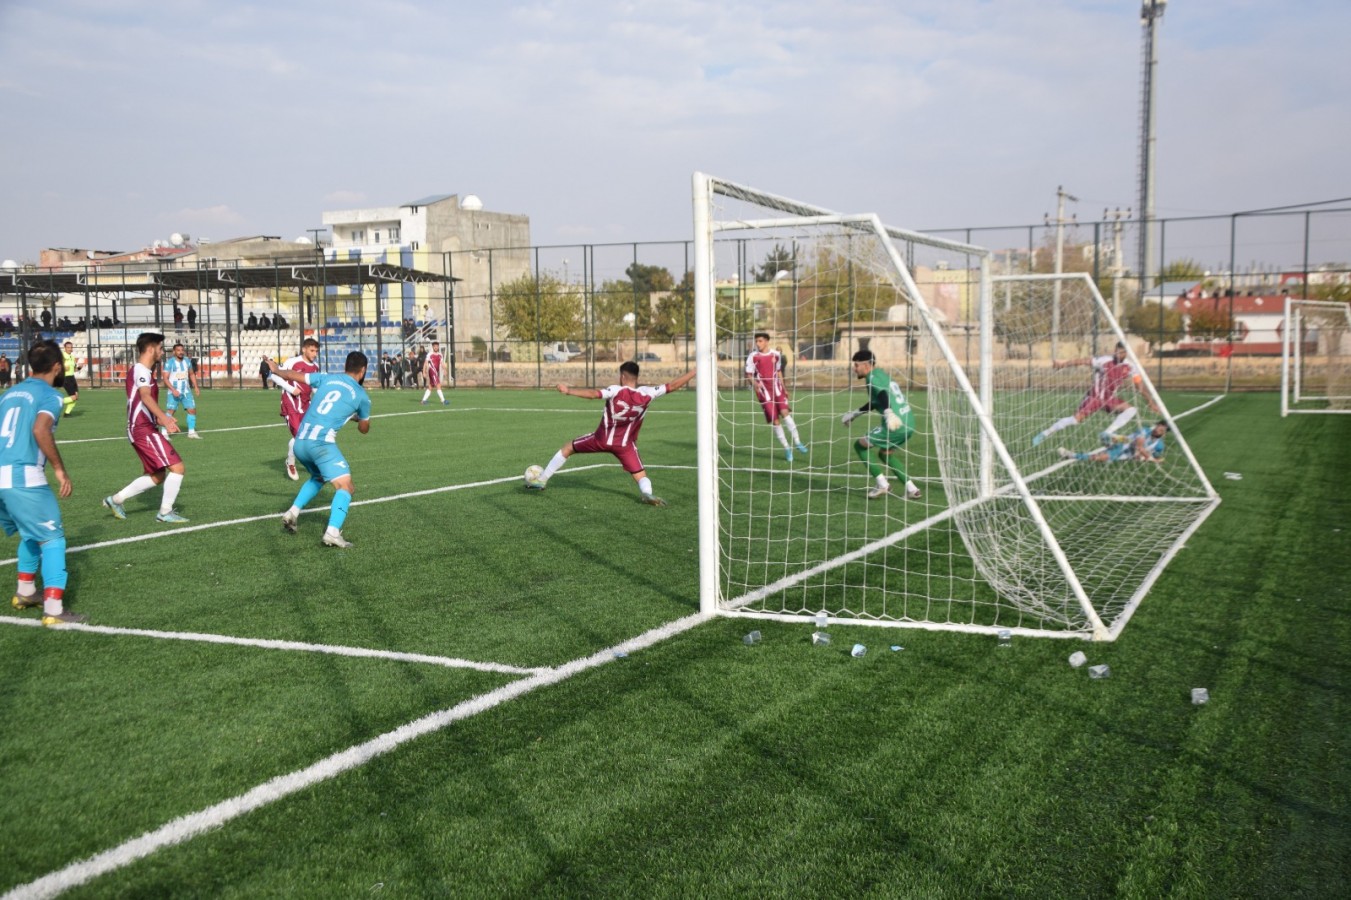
[259,357,271,389]
[246,312,258,331]
[378,355,392,390]
[173,304,184,328]
[259,313,272,330]
[0,354,10,389]
[416,345,427,389]
[187,305,197,331]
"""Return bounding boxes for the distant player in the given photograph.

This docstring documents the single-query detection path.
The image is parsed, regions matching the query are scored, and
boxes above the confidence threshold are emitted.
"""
[1059,421,1170,464]
[1033,342,1158,448]
[2,340,86,625]
[841,350,921,500]
[528,361,696,506]
[103,332,190,523]
[162,342,201,439]
[270,337,321,480]
[745,331,807,461]
[266,351,372,549]
[60,340,80,417]
[420,340,449,405]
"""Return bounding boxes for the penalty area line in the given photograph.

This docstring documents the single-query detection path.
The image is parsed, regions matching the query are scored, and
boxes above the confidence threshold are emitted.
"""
[0,616,547,676]
[1,610,710,900]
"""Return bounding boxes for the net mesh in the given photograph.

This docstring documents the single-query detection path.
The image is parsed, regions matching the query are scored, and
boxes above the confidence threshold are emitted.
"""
[1285,299,1351,412]
[702,178,1218,638]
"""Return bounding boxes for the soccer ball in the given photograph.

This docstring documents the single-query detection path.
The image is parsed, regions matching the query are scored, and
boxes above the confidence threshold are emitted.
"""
[524,464,544,486]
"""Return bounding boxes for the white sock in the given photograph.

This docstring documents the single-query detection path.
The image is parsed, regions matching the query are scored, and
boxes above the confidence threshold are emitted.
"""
[638,476,654,496]
[783,414,801,444]
[286,437,295,464]
[114,475,157,504]
[43,597,64,617]
[421,389,431,402]
[773,424,788,449]
[1043,416,1078,437]
[436,390,445,401]
[542,450,568,481]
[1106,407,1137,434]
[160,472,184,514]
[876,474,889,488]
[906,480,919,493]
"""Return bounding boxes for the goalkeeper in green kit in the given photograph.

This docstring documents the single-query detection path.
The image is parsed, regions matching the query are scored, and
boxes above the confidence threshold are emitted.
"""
[840,350,921,500]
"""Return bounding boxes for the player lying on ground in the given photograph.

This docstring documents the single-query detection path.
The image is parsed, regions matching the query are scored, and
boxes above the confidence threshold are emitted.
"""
[1058,421,1170,464]
[527,361,695,507]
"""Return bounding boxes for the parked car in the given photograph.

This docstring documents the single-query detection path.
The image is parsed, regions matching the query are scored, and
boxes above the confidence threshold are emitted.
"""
[635,351,662,362]
[543,342,582,362]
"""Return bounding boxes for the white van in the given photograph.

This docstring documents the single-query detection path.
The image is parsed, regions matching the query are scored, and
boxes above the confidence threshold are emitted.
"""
[543,342,582,362]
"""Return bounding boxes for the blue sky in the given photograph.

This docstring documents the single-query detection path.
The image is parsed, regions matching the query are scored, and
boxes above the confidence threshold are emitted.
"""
[1,0,1347,261]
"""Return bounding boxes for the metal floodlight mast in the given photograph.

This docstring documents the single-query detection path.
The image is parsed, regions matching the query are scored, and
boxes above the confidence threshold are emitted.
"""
[1137,0,1167,294]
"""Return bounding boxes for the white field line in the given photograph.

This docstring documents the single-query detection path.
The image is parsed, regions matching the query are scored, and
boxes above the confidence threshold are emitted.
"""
[0,463,633,567]
[0,616,546,675]
[1,611,710,900]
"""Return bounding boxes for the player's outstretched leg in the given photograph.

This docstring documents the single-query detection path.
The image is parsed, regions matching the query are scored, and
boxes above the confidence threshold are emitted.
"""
[882,450,921,499]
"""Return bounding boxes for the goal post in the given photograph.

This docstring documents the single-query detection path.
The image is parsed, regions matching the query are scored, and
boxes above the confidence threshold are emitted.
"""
[1281,298,1351,416]
[692,173,1220,641]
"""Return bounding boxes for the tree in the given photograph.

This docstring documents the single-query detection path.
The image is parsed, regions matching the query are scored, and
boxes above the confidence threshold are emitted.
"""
[651,270,694,342]
[1122,300,1185,345]
[1185,305,1233,341]
[624,263,675,295]
[493,272,581,342]
[752,244,796,283]
[1160,258,1205,281]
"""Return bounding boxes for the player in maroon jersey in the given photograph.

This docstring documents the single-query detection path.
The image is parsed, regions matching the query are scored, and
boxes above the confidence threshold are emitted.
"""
[1032,342,1160,447]
[527,361,695,506]
[270,337,321,480]
[745,331,807,461]
[101,332,190,523]
[420,341,449,406]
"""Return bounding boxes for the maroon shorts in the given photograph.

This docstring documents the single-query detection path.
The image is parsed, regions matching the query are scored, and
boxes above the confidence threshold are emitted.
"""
[130,429,182,475]
[427,369,441,389]
[1076,391,1123,419]
[754,383,789,423]
[571,432,645,474]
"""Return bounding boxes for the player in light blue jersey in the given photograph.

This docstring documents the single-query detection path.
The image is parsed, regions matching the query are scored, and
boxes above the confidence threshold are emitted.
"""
[2,340,86,625]
[265,351,371,548]
[162,342,201,438]
[1058,421,1170,464]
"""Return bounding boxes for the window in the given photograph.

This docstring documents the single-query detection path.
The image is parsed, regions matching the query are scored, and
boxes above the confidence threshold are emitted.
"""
[351,229,365,243]
[389,227,400,242]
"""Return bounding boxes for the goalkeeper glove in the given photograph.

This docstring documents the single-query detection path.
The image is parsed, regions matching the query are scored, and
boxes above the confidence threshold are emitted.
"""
[884,408,903,432]
[841,410,860,426]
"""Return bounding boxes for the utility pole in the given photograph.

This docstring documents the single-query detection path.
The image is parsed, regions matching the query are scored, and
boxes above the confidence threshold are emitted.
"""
[1046,185,1077,358]
[1138,0,1168,296]
[1106,207,1131,320]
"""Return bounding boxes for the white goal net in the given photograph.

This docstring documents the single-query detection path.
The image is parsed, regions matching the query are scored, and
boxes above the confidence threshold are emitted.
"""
[1281,298,1351,415]
[692,174,1220,640]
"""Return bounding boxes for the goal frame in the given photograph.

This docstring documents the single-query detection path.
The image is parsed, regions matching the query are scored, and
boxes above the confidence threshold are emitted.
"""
[1281,297,1351,416]
[691,173,1219,641]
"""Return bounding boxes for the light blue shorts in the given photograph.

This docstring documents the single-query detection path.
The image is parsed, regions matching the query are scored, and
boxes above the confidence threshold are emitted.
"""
[295,440,352,483]
[0,486,65,543]
[165,388,195,411]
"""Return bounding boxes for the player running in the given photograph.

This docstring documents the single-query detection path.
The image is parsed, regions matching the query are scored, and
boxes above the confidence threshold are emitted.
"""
[2,340,86,625]
[1032,341,1158,448]
[746,331,807,461]
[103,332,190,523]
[841,350,921,500]
[265,351,372,549]
[162,342,200,439]
[1059,421,1170,464]
[527,361,695,506]
[420,340,449,406]
[269,337,321,480]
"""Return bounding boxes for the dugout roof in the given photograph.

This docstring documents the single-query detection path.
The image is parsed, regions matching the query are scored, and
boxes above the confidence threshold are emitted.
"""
[0,260,457,296]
